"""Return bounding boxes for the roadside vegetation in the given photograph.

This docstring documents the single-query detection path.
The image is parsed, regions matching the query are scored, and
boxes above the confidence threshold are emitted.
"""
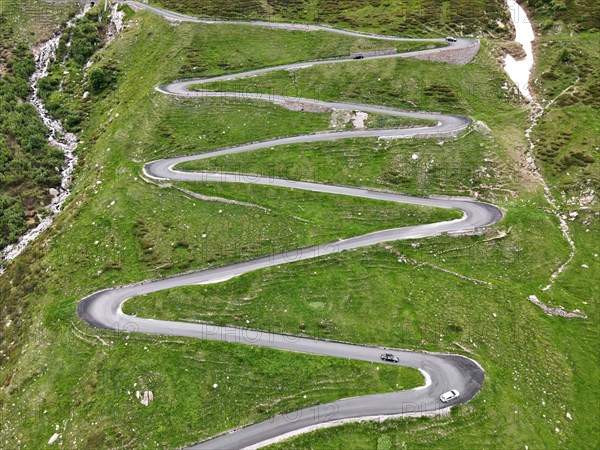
[176,23,445,79]
[0,1,597,449]
[193,42,522,118]
[153,0,513,38]
[178,133,510,199]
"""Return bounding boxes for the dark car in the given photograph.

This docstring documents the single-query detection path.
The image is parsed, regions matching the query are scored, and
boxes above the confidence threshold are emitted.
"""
[353,54,365,59]
[380,353,400,363]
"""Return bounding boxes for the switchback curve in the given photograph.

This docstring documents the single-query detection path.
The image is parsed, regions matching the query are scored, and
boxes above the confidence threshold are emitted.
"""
[80,2,502,448]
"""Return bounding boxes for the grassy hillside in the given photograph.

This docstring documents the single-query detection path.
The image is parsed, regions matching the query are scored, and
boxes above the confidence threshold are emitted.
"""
[0,1,597,449]
[520,0,599,199]
[522,0,600,31]
[0,7,455,448]
[153,0,513,38]
[126,35,599,449]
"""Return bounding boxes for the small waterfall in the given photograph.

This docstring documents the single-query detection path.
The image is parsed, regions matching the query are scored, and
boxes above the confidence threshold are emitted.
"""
[0,4,92,272]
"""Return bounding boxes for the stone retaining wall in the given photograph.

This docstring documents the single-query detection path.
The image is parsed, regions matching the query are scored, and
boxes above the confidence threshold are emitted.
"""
[411,40,480,66]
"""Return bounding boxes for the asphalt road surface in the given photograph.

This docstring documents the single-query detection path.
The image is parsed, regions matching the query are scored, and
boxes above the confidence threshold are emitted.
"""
[80,3,503,448]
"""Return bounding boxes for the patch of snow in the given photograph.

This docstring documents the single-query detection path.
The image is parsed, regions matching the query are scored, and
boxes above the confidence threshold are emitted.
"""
[503,0,535,99]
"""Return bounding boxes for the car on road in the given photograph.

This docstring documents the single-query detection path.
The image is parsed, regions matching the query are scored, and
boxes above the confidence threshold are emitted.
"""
[446,36,458,42]
[353,54,365,59]
[439,389,460,402]
[380,353,400,363]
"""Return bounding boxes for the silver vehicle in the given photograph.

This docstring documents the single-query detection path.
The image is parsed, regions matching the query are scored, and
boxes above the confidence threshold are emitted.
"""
[445,36,457,42]
[440,389,460,402]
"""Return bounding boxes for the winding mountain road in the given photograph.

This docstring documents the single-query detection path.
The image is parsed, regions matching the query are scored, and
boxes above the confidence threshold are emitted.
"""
[80,2,503,448]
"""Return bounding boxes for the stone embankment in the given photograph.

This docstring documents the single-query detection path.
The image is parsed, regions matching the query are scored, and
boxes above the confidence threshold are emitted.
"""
[412,40,480,65]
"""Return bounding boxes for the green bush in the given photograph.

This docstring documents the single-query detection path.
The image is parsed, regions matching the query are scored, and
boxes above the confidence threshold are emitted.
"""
[88,67,114,94]
[0,195,28,248]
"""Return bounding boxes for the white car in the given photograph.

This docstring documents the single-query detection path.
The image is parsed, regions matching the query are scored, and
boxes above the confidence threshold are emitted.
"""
[445,36,458,42]
[440,389,460,403]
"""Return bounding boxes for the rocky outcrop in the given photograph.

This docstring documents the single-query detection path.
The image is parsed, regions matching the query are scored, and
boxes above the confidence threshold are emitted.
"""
[527,295,587,319]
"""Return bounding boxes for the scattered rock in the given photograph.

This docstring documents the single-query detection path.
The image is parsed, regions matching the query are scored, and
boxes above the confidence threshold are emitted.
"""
[474,120,492,138]
[330,109,369,130]
[527,295,587,319]
[142,390,153,406]
[351,111,368,129]
[498,41,526,60]
[136,390,153,406]
[48,433,60,445]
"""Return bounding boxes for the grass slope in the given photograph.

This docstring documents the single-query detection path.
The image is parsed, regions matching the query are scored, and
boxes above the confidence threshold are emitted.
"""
[531,32,599,197]
[0,8,448,448]
[153,0,513,38]
[0,1,597,449]
[124,7,598,450]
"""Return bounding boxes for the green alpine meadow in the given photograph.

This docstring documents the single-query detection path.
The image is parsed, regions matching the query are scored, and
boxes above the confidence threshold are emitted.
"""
[0,1,597,449]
